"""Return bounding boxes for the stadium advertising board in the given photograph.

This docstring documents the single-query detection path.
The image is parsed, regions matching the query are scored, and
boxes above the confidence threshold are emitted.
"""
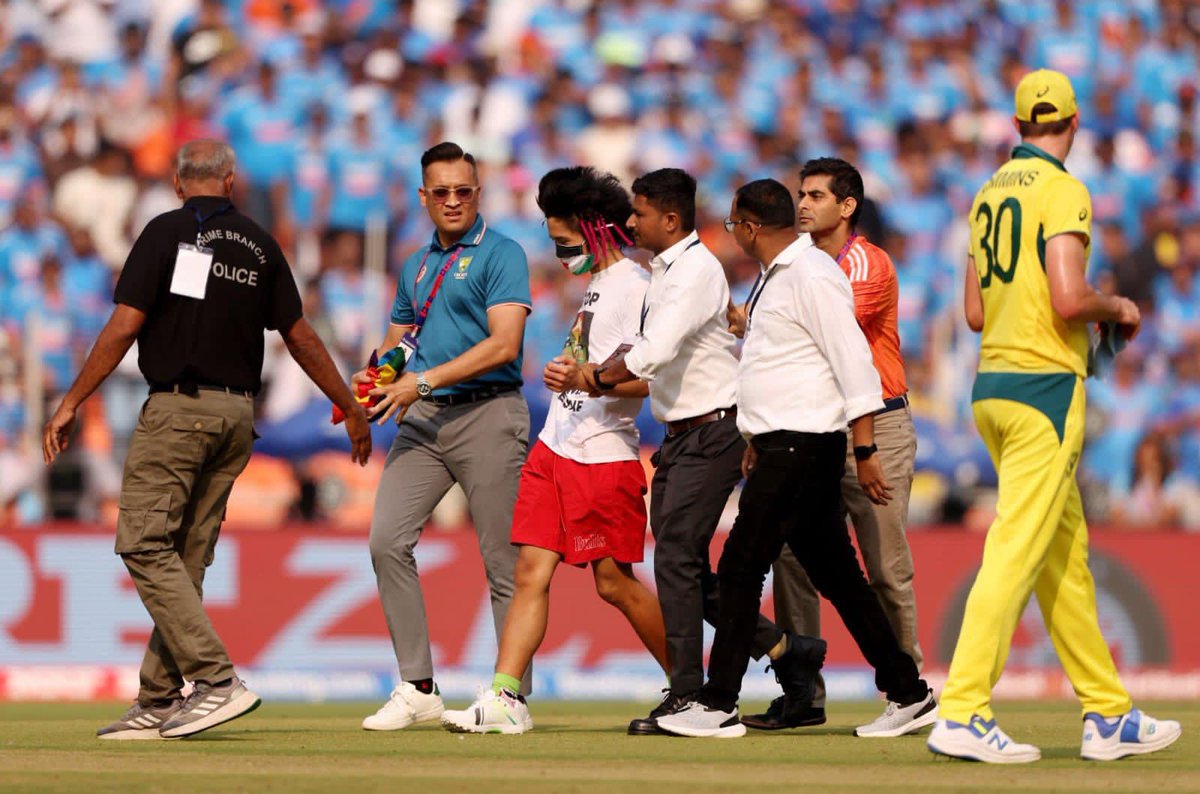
[2,527,1197,702]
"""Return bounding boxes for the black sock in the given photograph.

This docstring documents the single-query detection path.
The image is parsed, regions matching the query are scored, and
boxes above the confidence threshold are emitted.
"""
[408,678,435,694]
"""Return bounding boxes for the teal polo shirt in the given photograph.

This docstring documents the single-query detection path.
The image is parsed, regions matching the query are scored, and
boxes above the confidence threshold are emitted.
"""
[390,215,531,396]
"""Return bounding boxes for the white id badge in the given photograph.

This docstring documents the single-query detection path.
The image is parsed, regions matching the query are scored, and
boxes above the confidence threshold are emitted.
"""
[170,243,213,300]
[398,331,419,368]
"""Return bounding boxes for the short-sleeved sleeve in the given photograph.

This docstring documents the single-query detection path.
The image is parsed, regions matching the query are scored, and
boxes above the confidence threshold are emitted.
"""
[1043,175,1093,245]
[389,250,418,325]
[113,216,171,312]
[265,239,303,331]
[483,238,532,311]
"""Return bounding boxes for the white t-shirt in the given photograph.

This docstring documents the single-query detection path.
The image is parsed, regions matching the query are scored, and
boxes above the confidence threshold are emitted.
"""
[540,258,650,464]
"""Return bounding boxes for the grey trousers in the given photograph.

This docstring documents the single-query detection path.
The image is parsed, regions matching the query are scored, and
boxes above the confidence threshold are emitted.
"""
[772,405,921,706]
[369,391,530,692]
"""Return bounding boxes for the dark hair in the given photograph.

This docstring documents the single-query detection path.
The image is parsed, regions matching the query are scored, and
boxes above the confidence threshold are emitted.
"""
[734,179,795,228]
[631,168,696,231]
[1017,103,1074,137]
[536,166,633,230]
[799,157,865,228]
[421,141,478,181]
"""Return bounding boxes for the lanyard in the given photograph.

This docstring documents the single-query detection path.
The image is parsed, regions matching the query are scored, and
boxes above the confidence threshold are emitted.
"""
[191,203,233,244]
[639,237,702,335]
[834,233,858,265]
[746,263,781,325]
[411,245,464,337]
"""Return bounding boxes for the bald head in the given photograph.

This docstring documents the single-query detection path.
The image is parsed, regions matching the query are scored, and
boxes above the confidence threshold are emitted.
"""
[174,139,236,199]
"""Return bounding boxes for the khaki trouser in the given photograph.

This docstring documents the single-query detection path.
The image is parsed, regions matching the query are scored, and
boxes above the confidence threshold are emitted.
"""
[772,405,921,706]
[115,389,254,705]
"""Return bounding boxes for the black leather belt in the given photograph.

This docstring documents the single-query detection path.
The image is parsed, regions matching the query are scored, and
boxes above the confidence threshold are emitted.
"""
[877,393,909,414]
[424,385,518,407]
[149,381,255,398]
[666,406,736,437]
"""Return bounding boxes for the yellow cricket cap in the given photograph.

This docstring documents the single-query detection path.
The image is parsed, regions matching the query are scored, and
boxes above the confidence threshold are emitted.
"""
[1014,68,1077,123]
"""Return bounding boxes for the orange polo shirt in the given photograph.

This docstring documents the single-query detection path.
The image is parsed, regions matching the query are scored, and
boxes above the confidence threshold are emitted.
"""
[837,236,907,400]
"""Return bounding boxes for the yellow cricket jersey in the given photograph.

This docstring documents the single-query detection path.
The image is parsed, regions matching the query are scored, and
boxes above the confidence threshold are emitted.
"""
[969,143,1093,378]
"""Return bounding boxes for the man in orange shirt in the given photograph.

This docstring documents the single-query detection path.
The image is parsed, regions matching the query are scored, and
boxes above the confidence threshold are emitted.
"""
[742,157,926,735]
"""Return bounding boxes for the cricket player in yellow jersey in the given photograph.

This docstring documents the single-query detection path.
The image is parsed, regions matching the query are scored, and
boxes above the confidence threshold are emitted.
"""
[927,69,1182,764]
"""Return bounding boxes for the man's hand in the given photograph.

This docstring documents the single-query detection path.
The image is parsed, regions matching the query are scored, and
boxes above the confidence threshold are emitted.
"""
[543,355,588,393]
[342,403,372,465]
[856,454,894,505]
[1115,297,1141,341]
[351,366,373,388]
[369,370,419,425]
[42,402,76,464]
[741,444,758,479]
[727,300,747,339]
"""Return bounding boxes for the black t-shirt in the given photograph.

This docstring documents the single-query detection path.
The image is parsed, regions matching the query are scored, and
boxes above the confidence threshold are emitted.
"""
[113,195,303,393]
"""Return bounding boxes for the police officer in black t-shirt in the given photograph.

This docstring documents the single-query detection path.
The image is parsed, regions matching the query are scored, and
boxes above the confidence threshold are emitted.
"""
[43,139,371,740]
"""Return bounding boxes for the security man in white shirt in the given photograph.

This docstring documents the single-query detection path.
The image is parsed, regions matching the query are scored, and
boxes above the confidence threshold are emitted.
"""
[655,179,934,739]
[583,169,824,734]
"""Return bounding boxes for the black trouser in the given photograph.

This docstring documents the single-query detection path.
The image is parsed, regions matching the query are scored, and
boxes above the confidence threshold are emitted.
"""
[650,414,783,696]
[700,429,927,712]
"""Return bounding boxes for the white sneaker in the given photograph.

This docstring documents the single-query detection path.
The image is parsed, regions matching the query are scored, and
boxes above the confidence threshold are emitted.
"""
[361,682,444,731]
[854,688,938,737]
[656,701,746,738]
[440,688,533,735]
[1080,708,1182,761]
[927,715,1041,764]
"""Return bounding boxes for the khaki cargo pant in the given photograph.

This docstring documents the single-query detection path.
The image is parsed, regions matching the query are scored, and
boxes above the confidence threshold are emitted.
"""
[772,405,922,706]
[115,389,254,705]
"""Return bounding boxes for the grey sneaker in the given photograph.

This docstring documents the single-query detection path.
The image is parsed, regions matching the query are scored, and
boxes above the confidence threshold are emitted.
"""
[159,677,261,738]
[656,701,746,738]
[97,699,183,740]
[854,688,938,737]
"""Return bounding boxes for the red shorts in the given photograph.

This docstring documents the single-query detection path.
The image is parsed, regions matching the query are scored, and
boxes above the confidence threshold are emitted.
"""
[510,440,648,566]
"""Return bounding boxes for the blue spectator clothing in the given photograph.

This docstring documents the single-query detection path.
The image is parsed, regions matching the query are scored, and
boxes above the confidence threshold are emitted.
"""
[285,136,329,227]
[62,253,112,340]
[389,216,531,397]
[325,134,394,232]
[0,141,45,226]
[219,87,303,187]
[0,223,67,292]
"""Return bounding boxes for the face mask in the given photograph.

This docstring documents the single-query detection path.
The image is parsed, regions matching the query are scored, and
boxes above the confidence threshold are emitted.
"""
[556,241,594,275]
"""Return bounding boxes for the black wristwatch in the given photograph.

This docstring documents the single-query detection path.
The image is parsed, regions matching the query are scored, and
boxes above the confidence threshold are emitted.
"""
[853,443,878,462]
[593,367,616,391]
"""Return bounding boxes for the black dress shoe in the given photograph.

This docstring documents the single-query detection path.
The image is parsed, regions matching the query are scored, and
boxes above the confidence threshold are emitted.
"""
[627,690,694,735]
[742,696,826,730]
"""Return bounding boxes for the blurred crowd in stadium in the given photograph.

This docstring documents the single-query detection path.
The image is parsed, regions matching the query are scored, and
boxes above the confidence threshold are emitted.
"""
[1,0,1198,530]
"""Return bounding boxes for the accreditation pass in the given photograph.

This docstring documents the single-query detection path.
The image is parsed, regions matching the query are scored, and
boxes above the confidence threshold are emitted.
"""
[170,243,213,300]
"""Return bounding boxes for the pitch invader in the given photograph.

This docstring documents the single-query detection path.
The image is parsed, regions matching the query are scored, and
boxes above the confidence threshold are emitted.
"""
[441,167,669,734]
[929,69,1180,763]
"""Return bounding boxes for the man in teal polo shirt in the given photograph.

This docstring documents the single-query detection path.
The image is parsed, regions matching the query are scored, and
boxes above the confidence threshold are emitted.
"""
[358,142,533,731]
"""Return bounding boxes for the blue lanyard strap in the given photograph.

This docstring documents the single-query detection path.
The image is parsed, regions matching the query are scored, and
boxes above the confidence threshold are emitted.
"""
[640,237,702,335]
[192,203,233,243]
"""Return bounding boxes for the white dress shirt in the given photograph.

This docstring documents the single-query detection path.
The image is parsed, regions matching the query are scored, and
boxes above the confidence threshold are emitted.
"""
[737,235,884,439]
[624,231,739,422]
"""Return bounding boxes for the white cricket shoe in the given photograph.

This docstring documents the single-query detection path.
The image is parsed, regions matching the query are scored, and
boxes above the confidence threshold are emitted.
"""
[656,701,746,738]
[361,682,444,731]
[854,688,938,737]
[1080,708,1181,761]
[927,715,1041,764]
[440,688,533,735]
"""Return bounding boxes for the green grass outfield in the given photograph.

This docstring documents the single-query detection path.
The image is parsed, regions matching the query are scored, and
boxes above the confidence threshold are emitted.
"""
[2,700,1198,793]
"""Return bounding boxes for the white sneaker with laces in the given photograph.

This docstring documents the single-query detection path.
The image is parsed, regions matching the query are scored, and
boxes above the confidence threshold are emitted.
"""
[440,688,533,735]
[1080,708,1181,761]
[656,701,746,738]
[854,688,938,737]
[361,682,444,731]
[927,715,1041,764]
